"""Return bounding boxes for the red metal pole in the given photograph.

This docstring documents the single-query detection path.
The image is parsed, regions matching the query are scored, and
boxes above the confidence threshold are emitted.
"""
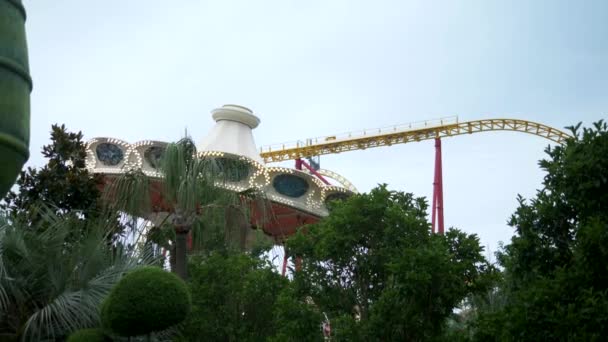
[281,251,288,276]
[299,159,331,185]
[432,138,445,234]
[432,150,438,233]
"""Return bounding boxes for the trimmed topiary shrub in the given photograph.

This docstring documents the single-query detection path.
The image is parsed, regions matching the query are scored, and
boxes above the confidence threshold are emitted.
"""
[66,328,111,342]
[101,266,191,337]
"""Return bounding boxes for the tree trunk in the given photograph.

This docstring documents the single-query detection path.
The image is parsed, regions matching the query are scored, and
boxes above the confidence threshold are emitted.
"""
[169,244,176,273]
[225,205,249,251]
[175,230,189,280]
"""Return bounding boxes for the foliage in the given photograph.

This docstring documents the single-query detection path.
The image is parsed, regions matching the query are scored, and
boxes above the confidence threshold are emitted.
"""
[67,328,111,342]
[269,286,324,342]
[177,252,290,342]
[0,210,153,341]
[285,184,494,341]
[1,124,109,232]
[101,266,191,337]
[109,137,257,279]
[468,121,608,340]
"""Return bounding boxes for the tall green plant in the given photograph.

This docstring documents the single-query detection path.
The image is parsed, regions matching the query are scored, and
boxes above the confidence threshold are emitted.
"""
[177,252,289,341]
[285,185,494,341]
[109,137,256,279]
[1,124,124,241]
[469,121,608,340]
[3,125,102,224]
[0,209,156,341]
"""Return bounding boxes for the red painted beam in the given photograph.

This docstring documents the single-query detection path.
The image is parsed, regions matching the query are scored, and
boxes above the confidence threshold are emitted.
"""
[432,138,445,234]
[299,159,331,185]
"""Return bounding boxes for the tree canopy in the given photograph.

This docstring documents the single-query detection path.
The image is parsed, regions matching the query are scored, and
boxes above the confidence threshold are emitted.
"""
[0,211,152,341]
[0,124,123,239]
[285,185,494,341]
[468,121,608,340]
[177,252,291,341]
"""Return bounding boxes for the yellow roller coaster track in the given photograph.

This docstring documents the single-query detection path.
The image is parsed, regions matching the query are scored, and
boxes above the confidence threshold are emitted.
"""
[259,118,571,163]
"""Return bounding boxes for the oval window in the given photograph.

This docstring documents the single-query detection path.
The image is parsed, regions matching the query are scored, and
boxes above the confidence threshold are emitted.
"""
[272,174,309,198]
[214,157,251,182]
[325,192,351,205]
[96,143,124,166]
[144,146,165,169]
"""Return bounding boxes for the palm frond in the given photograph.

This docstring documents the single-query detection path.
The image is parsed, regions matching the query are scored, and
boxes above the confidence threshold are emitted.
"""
[0,209,157,340]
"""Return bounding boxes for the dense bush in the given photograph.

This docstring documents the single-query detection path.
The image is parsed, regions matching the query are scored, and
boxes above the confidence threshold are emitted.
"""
[177,253,289,341]
[466,121,608,340]
[0,212,148,341]
[101,266,191,337]
[285,185,494,341]
[66,328,111,342]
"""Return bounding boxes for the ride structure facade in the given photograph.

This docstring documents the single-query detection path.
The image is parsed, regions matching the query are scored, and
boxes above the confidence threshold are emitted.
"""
[85,104,571,272]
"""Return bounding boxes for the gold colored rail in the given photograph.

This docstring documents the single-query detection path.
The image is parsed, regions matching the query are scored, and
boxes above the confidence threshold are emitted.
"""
[259,118,571,163]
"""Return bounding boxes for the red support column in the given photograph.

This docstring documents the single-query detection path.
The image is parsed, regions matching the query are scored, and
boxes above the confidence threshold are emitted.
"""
[432,138,445,234]
[281,251,288,276]
[432,154,438,233]
[299,159,331,185]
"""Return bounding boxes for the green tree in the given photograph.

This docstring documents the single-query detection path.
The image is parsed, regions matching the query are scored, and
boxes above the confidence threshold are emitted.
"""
[3,125,100,222]
[471,121,608,340]
[1,124,123,239]
[111,138,252,279]
[285,185,493,341]
[0,209,154,341]
[269,284,325,342]
[177,252,289,342]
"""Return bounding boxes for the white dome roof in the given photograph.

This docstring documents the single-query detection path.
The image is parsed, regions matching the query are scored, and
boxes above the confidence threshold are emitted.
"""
[197,105,264,164]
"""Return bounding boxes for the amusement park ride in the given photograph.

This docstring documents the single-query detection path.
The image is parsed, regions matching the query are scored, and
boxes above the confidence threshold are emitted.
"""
[0,0,572,274]
[0,0,574,278]
[85,105,571,274]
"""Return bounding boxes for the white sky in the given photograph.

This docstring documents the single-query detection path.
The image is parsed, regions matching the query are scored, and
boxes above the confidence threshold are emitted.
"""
[24,0,607,256]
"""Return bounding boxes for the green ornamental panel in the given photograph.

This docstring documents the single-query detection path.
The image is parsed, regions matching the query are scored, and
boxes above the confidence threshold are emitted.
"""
[0,0,31,197]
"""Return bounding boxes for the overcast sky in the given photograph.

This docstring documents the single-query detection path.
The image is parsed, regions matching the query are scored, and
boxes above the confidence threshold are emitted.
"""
[24,0,607,256]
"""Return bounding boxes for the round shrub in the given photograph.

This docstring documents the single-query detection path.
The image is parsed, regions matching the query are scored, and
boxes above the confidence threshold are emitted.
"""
[101,266,191,337]
[67,328,111,342]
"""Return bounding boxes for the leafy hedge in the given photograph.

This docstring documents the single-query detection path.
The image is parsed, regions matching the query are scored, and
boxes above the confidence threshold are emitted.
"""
[101,266,191,337]
[66,328,110,342]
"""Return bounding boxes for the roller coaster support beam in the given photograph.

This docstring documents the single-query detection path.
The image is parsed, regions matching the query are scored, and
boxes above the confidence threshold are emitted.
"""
[299,159,331,185]
[281,252,288,276]
[432,138,445,234]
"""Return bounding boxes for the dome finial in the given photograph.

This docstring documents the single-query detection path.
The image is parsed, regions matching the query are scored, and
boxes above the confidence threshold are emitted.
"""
[211,104,260,129]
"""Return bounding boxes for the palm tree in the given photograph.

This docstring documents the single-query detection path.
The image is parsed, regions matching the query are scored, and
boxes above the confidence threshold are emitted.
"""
[0,208,155,341]
[109,138,256,280]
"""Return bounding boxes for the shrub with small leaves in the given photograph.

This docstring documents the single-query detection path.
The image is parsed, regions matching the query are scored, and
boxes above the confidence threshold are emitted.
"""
[66,328,111,342]
[101,266,191,337]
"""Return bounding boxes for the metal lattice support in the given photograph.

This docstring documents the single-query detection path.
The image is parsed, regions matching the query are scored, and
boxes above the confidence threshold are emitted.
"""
[260,118,571,163]
[303,168,359,193]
